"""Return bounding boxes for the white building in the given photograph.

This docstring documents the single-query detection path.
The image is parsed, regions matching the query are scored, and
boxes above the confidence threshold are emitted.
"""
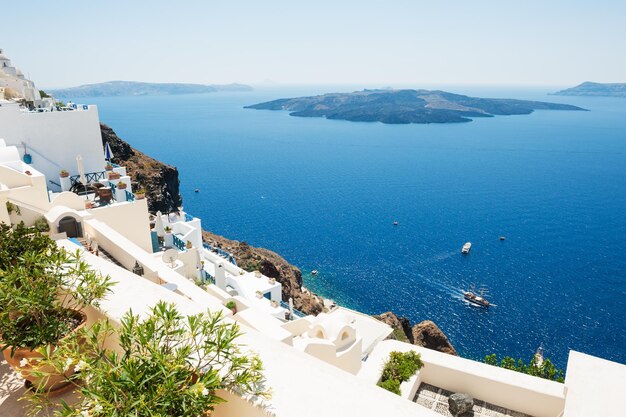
[1,54,626,417]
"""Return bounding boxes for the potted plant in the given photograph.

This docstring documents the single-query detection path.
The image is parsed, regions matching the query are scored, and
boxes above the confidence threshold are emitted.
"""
[254,270,262,278]
[134,188,146,200]
[116,180,127,190]
[104,163,113,171]
[25,302,268,415]
[59,169,69,178]
[164,226,173,248]
[255,290,263,299]
[225,300,237,314]
[108,171,120,180]
[186,240,193,249]
[268,277,276,285]
[270,300,278,308]
[0,223,113,392]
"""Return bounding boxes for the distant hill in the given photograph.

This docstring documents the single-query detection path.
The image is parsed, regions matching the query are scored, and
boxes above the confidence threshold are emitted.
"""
[553,82,626,97]
[245,89,586,125]
[50,80,252,98]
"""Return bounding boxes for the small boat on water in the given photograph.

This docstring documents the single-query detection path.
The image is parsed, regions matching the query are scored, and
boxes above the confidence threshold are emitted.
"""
[464,285,490,307]
[499,236,506,241]
[311,270,318,276]
[393,221,399,226]
[461,242,472,254]
[194,189,200,193]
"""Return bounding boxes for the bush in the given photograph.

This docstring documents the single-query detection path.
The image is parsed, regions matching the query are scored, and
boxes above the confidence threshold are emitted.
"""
[377,378,401,395]
[33,217,50,232]
[484,353,564,382]
[0,222,55,270]
[226,301,237,310]
[378,350,423,395]
[25,302,269,416]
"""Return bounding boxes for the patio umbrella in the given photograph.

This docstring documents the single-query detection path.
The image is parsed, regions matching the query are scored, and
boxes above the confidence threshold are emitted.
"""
[76,155,87,198]
[104,142,114,161]
[195,248,204,281]
[154,211,165,237]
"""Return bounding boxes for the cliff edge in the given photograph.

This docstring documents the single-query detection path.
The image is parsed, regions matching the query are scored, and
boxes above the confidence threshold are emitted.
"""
[373,311,457,355]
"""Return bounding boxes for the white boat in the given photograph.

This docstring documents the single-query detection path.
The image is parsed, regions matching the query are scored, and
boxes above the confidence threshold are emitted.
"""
[461,242,472,254]
[311,270,318,276]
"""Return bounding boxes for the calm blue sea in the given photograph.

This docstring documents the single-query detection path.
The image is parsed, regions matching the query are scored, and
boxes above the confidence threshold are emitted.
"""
[83,85,626,369]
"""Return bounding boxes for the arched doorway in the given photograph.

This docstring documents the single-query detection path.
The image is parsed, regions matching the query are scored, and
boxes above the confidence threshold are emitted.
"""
[58,216,82,238]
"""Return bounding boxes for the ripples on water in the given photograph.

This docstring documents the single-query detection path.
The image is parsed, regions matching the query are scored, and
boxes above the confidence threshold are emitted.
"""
[90,86,626,368]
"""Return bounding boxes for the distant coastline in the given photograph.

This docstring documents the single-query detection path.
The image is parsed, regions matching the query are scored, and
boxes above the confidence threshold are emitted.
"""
[553,82,626,97]
[50,80,252,98]
[245,89,586,125]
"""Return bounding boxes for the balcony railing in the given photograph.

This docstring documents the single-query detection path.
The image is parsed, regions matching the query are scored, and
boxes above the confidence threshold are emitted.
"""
[202,242,237,266]
[280,300,306,318]
[184,212,194,222]
[70,171,106,186]
[172,234,186,251]
[202,270,215,284]
[125,190,135,202]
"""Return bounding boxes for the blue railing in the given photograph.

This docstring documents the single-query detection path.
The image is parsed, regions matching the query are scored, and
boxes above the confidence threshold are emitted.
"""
[202,242,237,266]
[110,182,117,192]
[280,300,306,318]
[184,212,194,222]
[70,171,106,186]
[172,234,186,251]
[202,270,215,284]
[125,190,135,202]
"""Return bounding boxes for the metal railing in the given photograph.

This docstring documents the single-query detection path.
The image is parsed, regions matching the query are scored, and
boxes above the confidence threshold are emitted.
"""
[280,300,306,318]
[125,190,135,202]
[202,270,215,284]
[110,182,117,192]
[172,234,186,251]
[202,242,237,266]
[184,212,194,222]
[70,171,106,186]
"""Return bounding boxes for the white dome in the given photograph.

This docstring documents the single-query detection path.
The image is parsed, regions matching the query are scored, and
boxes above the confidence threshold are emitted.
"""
[0,54,9,61]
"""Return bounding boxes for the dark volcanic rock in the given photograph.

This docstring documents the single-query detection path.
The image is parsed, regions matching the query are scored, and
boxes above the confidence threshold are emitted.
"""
[202,231,324,316]
[412,320,457,356]
[372,312,414,343]
[448,393,474,416]
[373,312,457,355]
[245,89,586,125]
[100,124,182,213]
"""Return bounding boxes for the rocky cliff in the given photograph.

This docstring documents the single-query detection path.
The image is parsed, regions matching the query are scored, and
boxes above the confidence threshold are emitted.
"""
[373,311,457,355]
[202,230,324,315]
[100,124,182,213]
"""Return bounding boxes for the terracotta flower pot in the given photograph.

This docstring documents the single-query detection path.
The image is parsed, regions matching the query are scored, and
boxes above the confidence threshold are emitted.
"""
[2,310,87,392]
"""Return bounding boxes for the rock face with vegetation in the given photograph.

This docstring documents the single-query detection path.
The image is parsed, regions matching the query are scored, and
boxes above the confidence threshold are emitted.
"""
[202,230,324,316]
[373,311,457,355]
[100,124,182,213]
[245,89,586,124]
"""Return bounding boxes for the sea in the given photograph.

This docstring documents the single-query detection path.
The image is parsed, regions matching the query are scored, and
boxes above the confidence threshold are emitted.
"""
[82,85,626,369]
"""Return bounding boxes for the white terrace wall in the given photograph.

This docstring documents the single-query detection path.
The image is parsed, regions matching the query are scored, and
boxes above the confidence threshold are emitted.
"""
[88,199,152,252]
[0,105,105,185]
[363,341,565,417]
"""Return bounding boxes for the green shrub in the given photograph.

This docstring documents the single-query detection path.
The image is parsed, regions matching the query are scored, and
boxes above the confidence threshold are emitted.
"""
[377,378,401,395]
[378,350,423,396]
[484,353,564,382]
[33,217,50,232]
[226,301,237,310]
[25,302,269,416]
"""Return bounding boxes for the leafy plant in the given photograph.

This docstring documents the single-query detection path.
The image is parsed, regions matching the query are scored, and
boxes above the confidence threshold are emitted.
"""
[226,301,237,310]
[377,350,423,395]
[0,225,113,351]
[484,353,564,382]
[6,201,21,216]
[25,302,270,416]
[33,217,50,233]
[0,222,55,270]
[378,378,401,395]
[39,90,51,98]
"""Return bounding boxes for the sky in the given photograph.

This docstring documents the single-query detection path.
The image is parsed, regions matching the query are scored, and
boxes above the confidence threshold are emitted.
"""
[2,0,625,88]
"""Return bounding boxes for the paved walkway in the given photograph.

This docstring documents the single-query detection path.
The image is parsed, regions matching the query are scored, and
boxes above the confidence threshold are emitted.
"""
[414,383,533,417]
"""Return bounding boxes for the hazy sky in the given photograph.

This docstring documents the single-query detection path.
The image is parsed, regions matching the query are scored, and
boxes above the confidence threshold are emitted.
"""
[2,1,625,88]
